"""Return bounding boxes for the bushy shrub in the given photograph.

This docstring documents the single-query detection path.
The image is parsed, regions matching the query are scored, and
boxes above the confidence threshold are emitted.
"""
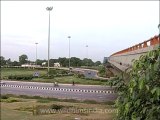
[50,104,64,110]
[0,95,9,99]
[8,75,33,80]
[109,48,160,120]
[75,73,85,78]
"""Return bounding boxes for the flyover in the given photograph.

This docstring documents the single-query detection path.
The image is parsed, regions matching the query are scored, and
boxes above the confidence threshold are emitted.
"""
[108,35,159,72]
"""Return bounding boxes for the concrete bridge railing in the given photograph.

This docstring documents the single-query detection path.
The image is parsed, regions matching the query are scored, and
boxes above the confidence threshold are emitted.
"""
[108,35,159,72]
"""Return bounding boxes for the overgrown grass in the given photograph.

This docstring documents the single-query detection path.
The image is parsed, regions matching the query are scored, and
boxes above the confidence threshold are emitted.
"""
[1,94,116,120]
[1,67,109,85]
[32,76,108,85]
[1,94,115,105]
[1,67,47,79]
[0,95,22,103]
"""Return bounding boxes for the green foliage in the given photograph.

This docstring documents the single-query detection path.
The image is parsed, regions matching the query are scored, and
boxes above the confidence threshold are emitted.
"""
[94,61,102,66]
[0,95,9,99]
[49,69,69,75]
[0,95,21,103]
[82,58,94,66]
[19,54,28,65]
[109,48,160,120]
[0,56,6,66]
[98,65,106,77]
[8,75,33,80]
[75,73,85,78]
[50,104,64,110]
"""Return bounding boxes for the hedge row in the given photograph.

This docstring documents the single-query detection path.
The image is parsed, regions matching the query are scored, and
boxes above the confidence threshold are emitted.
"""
[8,75,33,80]
[41,73,74,79]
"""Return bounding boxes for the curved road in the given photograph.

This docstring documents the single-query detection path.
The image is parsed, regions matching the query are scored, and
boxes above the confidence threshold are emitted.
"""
[1,80,117,102]
[72,68,108,80]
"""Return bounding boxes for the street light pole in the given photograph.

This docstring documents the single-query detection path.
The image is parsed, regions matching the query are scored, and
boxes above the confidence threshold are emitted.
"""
[46,6,53,76]
[68,36,71,71]
[158,24,160,47]
[86,45,88,67]
[35,42,38,66]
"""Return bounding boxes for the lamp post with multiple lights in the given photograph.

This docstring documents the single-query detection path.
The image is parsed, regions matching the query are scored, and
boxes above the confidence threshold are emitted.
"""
[68,36,71,71]
[46,6,53,76]
[35,42,38,66]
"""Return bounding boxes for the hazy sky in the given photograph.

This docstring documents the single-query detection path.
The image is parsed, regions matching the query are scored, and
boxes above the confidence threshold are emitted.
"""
[1,1,159,62]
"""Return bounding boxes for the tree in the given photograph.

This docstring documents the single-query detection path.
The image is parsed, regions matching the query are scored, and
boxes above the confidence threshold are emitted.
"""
[0,56,6,66]
[70,57,82,67]
[36,59,47,66]
[58,57,68,67]
[19,54,28,65]
[109,48,160,120]
[50,59,58,67]
[82,58,94,66]
[94,61,101,66]
[11,61,20,66]
[6,58,12,66]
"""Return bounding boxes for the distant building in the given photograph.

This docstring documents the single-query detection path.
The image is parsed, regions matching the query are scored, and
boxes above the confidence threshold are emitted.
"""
[103,57,108,64]
[54,62,60,67]
[42,62,46,66]
[21,64,40,68]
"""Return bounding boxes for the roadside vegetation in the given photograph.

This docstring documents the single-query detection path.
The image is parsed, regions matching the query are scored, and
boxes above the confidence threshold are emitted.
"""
[109,48,160,120]
[98,65,106,77]
[1,67,109,85]
[0,54,102,68]
[1,94,116,120]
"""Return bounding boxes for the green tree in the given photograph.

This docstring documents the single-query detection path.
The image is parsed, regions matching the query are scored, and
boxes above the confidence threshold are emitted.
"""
[70,57,82,67]
[58,57,68,67]
[6,58,12,66]
[11,61,20,66]
[109,48,160,120]
[50,59,58,67]
[36,59,47,66]
[0,56,6,66]
[82,58,94,66]
[19,54,28,65]
[94,61,101,66]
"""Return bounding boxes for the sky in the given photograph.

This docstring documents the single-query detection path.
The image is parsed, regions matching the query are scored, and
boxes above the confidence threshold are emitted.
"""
[1,1,159,62]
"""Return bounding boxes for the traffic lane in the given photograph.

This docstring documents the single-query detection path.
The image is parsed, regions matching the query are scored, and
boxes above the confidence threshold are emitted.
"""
[73,68,98,78]
[83,70,97,78]
[1,86,117,102]
[2,80,115,91]
[73,68,97,78]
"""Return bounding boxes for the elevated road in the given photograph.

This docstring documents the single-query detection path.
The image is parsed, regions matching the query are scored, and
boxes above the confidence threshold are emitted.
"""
[1,80,117,102]
[108,35,159,72]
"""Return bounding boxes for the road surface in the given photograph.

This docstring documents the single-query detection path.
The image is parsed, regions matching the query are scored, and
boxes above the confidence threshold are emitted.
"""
[72,68,108,80]
[1,80,117,102]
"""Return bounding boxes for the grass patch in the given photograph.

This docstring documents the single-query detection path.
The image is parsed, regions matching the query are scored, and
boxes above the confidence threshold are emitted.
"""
[1,94,114,105]
[1,96,22,103]
[1,94,117,120]
[1,67,109,85]
[37,99,51,103]
[14,106,33,112]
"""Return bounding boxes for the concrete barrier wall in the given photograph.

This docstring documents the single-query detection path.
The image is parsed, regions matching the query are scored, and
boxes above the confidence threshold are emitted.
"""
[108,35,159,72]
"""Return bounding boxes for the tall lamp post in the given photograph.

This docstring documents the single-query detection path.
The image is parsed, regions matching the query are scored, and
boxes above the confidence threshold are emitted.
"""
[158,24,160,47]
[68,36,71,71]
[46,6,53,76]
[86,45,88,67]
[35,42,38,66]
